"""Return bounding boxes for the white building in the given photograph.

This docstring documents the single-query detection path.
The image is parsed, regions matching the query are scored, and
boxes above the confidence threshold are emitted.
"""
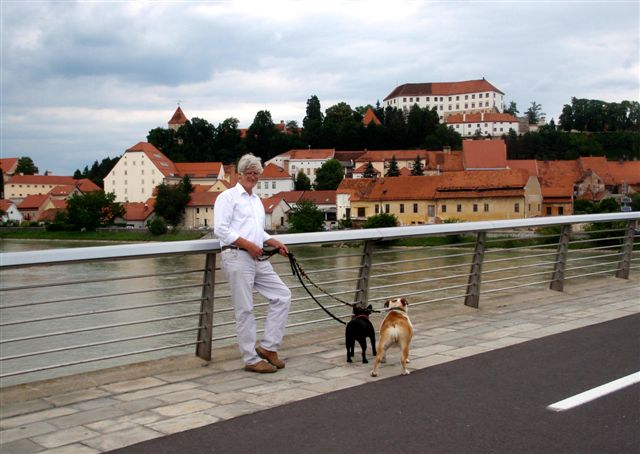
[383,78,504,121]
[445,112,520,137]
[266,149,335,185]
[256,163,294,198]
[0,199,23,223]
[104,142,178,203]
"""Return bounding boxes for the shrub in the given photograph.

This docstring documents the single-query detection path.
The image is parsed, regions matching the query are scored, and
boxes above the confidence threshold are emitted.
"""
[147,217,168,235]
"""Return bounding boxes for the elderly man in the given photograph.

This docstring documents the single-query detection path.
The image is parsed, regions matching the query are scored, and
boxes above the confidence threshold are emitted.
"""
[214,153,292,373]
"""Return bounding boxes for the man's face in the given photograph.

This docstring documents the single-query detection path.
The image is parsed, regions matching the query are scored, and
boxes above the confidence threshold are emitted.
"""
[239,167,262,191]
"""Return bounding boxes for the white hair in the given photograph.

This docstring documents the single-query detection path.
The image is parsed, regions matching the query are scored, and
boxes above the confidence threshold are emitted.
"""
[237,153,263,174]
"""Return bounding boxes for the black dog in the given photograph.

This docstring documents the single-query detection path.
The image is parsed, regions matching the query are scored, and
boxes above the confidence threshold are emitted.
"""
[346,304,377,363]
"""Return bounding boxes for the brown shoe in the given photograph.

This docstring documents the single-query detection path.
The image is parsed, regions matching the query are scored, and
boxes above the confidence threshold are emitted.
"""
[256,346,285,369]
[244,360,277,373]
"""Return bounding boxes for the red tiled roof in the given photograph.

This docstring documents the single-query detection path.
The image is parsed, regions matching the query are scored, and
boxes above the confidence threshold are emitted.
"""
[262,195,285,214]
[37,207,65,222]
[174,162,223,178]
[168,107,188,125]
[362,107,381,126]
[127,142,178,177]
[353,163,381,175]
[0,199,15,211]
[288,149,335,160]
[336,178,377,201]
[0,157,18,174]
[462,140,507,169]
[7,175,78,185]
[577,157,616,185]
[384,79,504,101]
[49,185,76,196]
[356,150,430,162]
[607,160,640,184]
[17,194,49,210]
[122,200,156,221]
[508,160,539,177]
[300,190,336,205]
[261,163,290,179]
[187,192,221,206]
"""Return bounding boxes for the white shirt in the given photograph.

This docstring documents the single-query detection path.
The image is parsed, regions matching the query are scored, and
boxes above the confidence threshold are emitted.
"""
[213,183,271,247]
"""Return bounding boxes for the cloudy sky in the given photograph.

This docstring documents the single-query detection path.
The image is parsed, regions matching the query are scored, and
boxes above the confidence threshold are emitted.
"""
[1,1,638,176]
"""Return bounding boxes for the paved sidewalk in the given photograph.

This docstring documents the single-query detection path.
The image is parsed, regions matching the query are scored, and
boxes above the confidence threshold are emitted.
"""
[1,276,639,453]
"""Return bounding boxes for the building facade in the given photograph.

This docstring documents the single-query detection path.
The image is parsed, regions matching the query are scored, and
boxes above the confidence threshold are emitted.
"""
[383,78,504,121]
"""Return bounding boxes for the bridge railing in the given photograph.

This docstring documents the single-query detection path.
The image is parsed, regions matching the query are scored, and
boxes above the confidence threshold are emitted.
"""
[0,212,638,386]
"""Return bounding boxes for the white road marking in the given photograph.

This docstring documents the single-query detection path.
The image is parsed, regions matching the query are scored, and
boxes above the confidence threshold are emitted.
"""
[547,371,640,412]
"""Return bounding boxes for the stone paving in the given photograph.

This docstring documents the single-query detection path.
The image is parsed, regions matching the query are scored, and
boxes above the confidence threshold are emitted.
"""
[1,275,638,453]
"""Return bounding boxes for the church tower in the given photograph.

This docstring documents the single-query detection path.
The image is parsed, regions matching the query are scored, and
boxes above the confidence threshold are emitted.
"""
[168,106,188,131]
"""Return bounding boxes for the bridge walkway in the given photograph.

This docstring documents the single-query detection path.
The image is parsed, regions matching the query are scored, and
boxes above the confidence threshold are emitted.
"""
[1,275,638,453]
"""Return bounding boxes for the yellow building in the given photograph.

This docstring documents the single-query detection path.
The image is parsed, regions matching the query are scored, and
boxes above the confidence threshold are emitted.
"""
[337,169,541,226]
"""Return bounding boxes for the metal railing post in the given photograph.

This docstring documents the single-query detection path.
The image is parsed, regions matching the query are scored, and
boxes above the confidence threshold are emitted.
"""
[464,232,486,308]
[196,252,216,360]
[615,220,636,279]
[550,224,571,292]
[354,240,374,306]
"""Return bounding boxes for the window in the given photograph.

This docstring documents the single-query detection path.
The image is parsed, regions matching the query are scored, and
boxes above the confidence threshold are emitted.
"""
[473,204,478,212]
[546,207,552,215]
[515,203,520,213]
[413,203,418,213]
[257,182,261,189]
[472,94,475,99]
[558,207,564,215]
[457,204,462,212]
[484,203,489,212]
[385,204,390,214]
[400,204,404,213]
[403,98,407,102]
[375,204,379,214]
[416,97,420,102]
[465,95,468,100]
[196,208,200,214]
[456,96,460,100]
[272,182,276,189]
[441,204,447,213]
[428,205,435,217]
[426,97,430,101]
[448,96,452,101]
[357,207,365,217]
[409,97,413,102]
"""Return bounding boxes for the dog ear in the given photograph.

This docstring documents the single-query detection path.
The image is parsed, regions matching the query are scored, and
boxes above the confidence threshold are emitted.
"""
[401,297,408,306]
[367,305,372,310]
[384,300,390,308]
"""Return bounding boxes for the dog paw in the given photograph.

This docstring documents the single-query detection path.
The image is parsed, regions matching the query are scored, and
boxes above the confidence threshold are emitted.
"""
[401,369,410,376]
[370,370,378,377]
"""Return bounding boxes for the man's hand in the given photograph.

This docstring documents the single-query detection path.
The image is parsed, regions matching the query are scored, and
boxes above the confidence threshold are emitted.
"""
[266,239,289,257]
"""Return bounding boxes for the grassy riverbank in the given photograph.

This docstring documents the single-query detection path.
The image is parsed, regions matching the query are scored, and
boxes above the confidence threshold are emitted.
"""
[0,229,206,242]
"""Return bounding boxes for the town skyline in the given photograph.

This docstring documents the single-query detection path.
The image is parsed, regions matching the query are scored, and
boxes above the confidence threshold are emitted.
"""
[2,1,638,176]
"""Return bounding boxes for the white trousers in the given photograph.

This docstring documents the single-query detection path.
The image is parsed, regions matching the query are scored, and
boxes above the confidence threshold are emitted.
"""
[220,249,292,365]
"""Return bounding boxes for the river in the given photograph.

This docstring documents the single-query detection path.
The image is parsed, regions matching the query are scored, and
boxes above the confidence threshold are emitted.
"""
[0,238,621,386]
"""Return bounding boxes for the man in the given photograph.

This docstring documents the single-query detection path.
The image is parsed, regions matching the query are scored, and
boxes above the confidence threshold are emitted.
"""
[214,153,292,373]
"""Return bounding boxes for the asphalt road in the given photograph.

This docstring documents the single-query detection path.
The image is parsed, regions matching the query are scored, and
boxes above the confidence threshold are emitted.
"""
[110,313,640,454]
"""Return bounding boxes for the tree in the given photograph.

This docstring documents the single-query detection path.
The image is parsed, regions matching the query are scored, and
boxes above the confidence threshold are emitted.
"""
[246,110,278,162]
[362,162,377,178]
[363,213,398,229]
[153,176,193,229]
[314,158,344,190]
[385,155,400,177]
[525,101,545,125]
[288,199,325,233]
[504,101,519,116]
[294,170,311,190]
[16,157,38,175]
[302,95,324,148]
[214,117,245,164]
[410,155,424,176]
[64,191,124,231]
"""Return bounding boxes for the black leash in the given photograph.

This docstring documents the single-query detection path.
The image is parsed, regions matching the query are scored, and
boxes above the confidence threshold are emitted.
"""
[259,248,382,325]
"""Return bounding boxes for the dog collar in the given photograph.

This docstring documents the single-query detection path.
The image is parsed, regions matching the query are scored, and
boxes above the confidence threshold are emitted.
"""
[353,314,370,319]
[387,306,406,313]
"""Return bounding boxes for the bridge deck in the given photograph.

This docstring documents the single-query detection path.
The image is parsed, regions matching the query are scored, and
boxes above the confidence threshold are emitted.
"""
[1,275,639,453]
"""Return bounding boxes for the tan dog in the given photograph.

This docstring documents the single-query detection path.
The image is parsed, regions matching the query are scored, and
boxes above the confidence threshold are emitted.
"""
[371,297,413,377]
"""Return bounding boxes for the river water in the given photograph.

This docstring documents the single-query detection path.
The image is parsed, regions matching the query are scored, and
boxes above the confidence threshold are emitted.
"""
[0,238,623,386]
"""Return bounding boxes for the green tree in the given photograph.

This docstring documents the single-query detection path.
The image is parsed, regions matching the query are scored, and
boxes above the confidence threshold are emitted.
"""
[147,127,178,158]
[153,176,193,229]
[176,117,217,162]
[214,117,245,164]
[385,155,400,177]
[65,191,124,231]
[288,199,325,233]
[410,155,424,176]
[147,216,168,235]
[363,213,398,229]
[362,161,377,178]
[525,101,545,124]
[504,101,519,116]
[246,110,278,162]
[302,95,324,148]
[294,170,311,190]
[16,157,38,175]
[313,158,344,190]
